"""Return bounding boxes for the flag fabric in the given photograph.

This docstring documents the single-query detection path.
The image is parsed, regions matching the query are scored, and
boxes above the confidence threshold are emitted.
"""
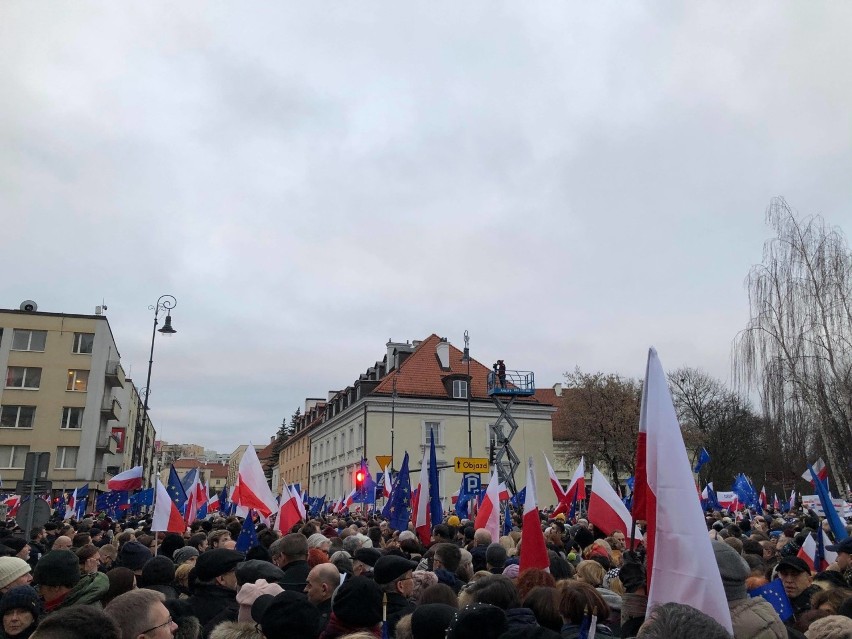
[454,476,472,520]
[474,469,501,544]
[427,430,442,531]
[502,503,513,537]
[236,511,259,552]
[233,445,277,518]
[759,486,767,511]
[54,492,66,519]
[215,487,229,514]
[130,488,155,507]
[788,489,796,513]
[197,483,210,519]
[693,448,711,474]
[184,471,207,525]
[732,474,761,512]
[519,457,549,573]
[510,487,527,510]
[382,469,392,500]
[587,465,642,541]
[798,530,837,572]
[108,466,144,491]
[748,579,793,621]
[342,488,357,512]
[544,454,567,505]
[152,479,185,533]
[773,493,781,511]
[382,452,412,531]
[801,458,828,486]
[809,463,848,543]
[73,484,89,518]
[556,457,586,516]
[96,491,130,517]
[64,488,77,520]
[632,347,732,632]
[414,443,432,545]
[166,466,188,515]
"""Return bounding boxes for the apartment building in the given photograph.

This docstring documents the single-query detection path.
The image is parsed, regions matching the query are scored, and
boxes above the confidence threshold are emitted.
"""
[277,398,325,495]
[0,302,154,494]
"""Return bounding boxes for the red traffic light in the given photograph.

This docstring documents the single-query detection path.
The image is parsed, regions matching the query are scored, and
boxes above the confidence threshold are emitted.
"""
[355,470,365,483]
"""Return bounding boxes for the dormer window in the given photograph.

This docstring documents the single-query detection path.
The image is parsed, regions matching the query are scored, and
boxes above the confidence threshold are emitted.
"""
[452,379,468,399]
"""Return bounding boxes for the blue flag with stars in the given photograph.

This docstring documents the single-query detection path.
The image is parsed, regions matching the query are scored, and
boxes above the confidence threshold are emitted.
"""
[167,465,187,515]
[502,503,512,537]
[74,484,89,518]
[236,511,258,552]
[749,579,793,621]
[693,448,711,473]
[382,452,412,532]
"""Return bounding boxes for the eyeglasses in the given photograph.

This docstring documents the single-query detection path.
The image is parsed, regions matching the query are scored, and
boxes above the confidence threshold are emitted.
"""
[141,617,173,635]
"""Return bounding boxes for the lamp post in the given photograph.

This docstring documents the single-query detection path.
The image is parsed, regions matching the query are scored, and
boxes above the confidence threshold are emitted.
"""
[463,330,472,457]
[139,295,177,483]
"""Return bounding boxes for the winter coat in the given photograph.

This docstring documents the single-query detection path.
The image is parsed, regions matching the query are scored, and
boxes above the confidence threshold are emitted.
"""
[561,622,614,638]
[433,569,462,594]
[186,583,238,638]
[385,591,416,638]
[279,560,311,592]
[63,572,110,609]
[505,608,539,629]
[729,596,787,639]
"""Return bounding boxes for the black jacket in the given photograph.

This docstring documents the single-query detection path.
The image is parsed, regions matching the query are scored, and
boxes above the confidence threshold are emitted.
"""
[385,591,416,638]
[279,559,311,592]
[186,583,238,638]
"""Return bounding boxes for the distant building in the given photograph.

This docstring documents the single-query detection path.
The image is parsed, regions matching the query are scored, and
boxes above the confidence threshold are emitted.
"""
[0,302,156,500]
[227,444,267,487]
[160,458,229,496]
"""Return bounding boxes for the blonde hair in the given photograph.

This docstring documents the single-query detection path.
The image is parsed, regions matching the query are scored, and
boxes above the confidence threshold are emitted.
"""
[175,562,194,588]
[576,560,605,587]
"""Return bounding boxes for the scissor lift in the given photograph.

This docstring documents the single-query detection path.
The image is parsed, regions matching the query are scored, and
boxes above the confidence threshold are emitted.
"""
[487,369,535,495]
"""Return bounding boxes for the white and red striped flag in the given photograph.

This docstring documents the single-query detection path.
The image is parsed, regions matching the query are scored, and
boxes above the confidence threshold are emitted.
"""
[108,466,143,491]
[632,348,732,632]
[276,488,302,534]
[588,465,642,542]
[802,459,828,486]
[474,469,501,543]
[413,446,432,545]
[797,530,837,572]
[233,445,277,518]
[519,457,549,573]
[152,479,185,533]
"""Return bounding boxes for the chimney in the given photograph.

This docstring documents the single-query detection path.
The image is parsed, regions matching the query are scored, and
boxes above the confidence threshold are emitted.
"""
[553,383,563,397]
[436,338,450,369]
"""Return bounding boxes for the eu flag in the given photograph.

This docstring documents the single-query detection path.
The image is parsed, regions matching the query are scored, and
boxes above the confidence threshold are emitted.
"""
[693,448,711,473]
[235,511,258,552]
[382,452,412,531]
[218,486,229,514]
[749,579,793,621]
[502,503,512,537]
[167,465,187,515]
[74,484,90,518]
[427,430,442,526]
[810,463,848,542]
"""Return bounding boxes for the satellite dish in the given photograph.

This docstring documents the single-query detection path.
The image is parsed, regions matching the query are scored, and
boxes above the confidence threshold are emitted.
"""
[19,300,38,312]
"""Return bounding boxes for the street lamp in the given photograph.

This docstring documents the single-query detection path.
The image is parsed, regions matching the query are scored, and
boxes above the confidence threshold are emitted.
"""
[139,295,177,480]
[463,330,472,457]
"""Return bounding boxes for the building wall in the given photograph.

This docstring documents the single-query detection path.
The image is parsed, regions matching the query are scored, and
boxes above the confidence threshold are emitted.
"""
[278,433,311,495]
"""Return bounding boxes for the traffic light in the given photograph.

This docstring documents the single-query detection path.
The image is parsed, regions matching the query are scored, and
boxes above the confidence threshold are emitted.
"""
[355,469,365,492]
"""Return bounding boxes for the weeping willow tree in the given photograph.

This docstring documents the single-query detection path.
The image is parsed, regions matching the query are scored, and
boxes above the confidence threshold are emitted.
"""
[735,197,852,496]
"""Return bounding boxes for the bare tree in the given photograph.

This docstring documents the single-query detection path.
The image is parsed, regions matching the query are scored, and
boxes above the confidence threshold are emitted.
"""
[735,197,852,495]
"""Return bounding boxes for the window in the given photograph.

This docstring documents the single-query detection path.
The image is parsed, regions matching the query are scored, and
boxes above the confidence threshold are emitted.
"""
[73,333,95,354]
[0,445,29,468]
[66,369,89,392]
[422,421,444,446]
[56,446,79,469]
[11,330,46,352]
[453,379,468,399]
[6,367,41,389]
[61,407,84,429]
[349,428,354,452]
[0,406,35,428]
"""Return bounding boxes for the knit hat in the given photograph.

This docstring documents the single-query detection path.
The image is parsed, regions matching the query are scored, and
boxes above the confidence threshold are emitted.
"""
[0,557,31,590]
[446,604,507,639]
[173,546,199,565]
[254,590,321,639]
[117,541,151,572]
[34,550,80,587]
[501,564,519,579]
[711,540,750,601]
[140,556,176,587]
[236,579,283,623]
[0,585,41,619]
[235,559,285,586]
[485,543,507,569]
[411,604,457,639]
[3,538,28,554]
[307,534,330,549]
[331,576,383,627]
[805,615,852,639]
[447,516,461,527]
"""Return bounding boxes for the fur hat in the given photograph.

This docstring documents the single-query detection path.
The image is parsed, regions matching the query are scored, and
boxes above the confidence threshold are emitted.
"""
[117,541,151,571]
[0,557,31,590]
[0,585,41,619]
[164,599,202,639]
[34,550,80,587]
[332,576,383,627]
[411,604,456,639]
[805,615,852,639]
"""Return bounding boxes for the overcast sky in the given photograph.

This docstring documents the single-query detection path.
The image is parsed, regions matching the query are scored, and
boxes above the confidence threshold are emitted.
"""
[3,3,852,454]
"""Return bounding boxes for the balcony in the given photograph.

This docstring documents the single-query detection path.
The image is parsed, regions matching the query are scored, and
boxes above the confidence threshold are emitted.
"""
[96,432,118,454]
[100,395,121,421]
[104,361,124,388]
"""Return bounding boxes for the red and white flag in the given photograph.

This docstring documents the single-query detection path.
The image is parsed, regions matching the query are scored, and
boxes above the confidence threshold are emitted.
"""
[797,530,837,572]
[108,466,144,491]
[545,454,567,504]
[64,489,76,521]
[789,489,797,512]
[232,445,277,518]
[632,348,732,633]
[291,484,306,520]
[342,488,357,512]
[413,446,432,545]
[554,457,586,516]
[382,469,392,499]
[474,469,501,543]
[152,479,185,533]
[588,465,642,541]
[184,472,207,525]
[276,488,303,534]
[773,494,781,510]
[802,458,828,486]
[519,457,550,573]
[759,486,768,510]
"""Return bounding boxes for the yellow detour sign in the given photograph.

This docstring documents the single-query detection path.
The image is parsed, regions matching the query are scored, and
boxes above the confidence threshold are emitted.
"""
[454,457,489,474]
[375,455,393,470]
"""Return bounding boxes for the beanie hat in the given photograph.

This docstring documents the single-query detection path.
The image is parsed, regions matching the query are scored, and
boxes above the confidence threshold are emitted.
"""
[447,516,461,528]
[446,603,507,639]
[173,546,199,565]
[573,527,594,551]
[0,557,31,590]
[34,550,80,587]
[254,590,321,639]
[117,541,151,572]
[805,615,852,639]
[236,579,283,622]
[501,564,519,579]
[485,544,507,569]
[140,556,175,587]
[411,604,456,639]
[3,538,28,554]
[0,585,41,619]
[307,534,330,549]
[332,576,383,627]
[711,540,750,601]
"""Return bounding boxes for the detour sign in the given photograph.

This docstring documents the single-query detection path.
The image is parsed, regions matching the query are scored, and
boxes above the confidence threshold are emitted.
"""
[454,457,489,474]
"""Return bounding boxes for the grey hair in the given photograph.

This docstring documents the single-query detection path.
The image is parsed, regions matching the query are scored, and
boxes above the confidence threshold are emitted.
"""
[637,602,732,639]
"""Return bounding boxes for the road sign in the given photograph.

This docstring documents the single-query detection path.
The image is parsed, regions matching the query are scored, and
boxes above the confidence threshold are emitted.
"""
[454,457,489,474]
[23,452,50,482]
[375,455,393,470]
[464,473,481,494]
[17,498,51,528]
[15,481,52,495]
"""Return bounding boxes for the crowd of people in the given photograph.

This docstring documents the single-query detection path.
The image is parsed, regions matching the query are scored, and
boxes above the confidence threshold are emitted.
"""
[0,505,850,639]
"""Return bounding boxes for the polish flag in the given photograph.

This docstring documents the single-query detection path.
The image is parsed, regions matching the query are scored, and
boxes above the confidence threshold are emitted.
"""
[382,470,392,499]
[797,531,837,572]
[555,457,586,516]
[716,491,737,511]
[773,494,781,511]
[802,459,828,486]
[208,491,220,513]
[545,454,567,503]
[759,486,768,511]
[789,489,797,512]
[184,473,207,525]
[290,484,306,519]
[343,488,357,512]
[631,348,732,632]
[519,457,549,573]
[276,489,303,534]
[64,489,76,521]
[414,446,432,545]
[152,479,185,533]
[108,466,144,491]
[588,466,642,541]
[498,483,510,502]
[474,470,501,543]
[233,445,277,518]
